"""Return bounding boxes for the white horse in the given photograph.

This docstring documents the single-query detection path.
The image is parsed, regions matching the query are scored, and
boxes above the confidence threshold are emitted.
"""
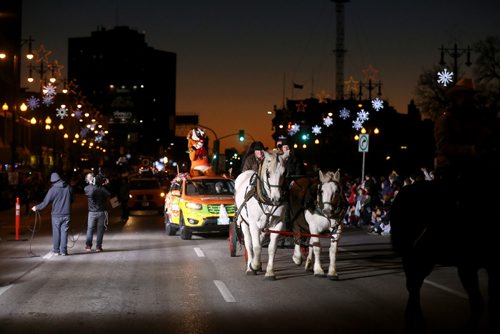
[291,170,346,280]
[235,151,287,280]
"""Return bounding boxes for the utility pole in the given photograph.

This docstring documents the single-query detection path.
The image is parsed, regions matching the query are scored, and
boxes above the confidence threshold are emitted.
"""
[332,0,349,100]
[439,43,472,82]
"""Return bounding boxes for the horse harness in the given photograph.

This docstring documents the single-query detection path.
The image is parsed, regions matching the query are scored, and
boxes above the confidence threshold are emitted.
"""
[236,165,285,229]
[313,179,347,223]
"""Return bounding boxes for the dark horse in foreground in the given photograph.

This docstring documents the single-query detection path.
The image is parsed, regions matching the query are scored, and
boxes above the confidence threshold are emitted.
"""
[390,179,500,333]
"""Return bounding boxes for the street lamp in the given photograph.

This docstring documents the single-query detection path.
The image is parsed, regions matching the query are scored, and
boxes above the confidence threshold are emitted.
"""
[439,43,471,83]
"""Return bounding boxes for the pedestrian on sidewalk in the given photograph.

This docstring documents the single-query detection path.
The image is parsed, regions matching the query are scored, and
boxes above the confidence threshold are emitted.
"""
[32,172,73,256]
[84,173,111,252]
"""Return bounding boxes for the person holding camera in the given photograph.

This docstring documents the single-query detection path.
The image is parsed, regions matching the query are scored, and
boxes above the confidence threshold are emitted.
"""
[84,173,111,252]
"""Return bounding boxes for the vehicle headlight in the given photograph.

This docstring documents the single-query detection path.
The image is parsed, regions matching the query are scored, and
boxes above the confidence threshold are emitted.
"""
[186,202,202,210]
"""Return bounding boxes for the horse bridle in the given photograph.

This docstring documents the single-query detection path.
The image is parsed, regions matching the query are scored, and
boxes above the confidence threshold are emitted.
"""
[256,162,285,206]
[315,180,346,220]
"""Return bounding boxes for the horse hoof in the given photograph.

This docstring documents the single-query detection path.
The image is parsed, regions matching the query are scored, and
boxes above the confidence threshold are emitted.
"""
[314,273,326,278]
[249,263,261,274]
[246,270,257,276]
[265,275,276,281]
[327,274,340,281]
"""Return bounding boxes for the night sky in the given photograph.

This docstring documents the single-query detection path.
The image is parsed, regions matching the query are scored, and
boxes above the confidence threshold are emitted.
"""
[21,0,500,151]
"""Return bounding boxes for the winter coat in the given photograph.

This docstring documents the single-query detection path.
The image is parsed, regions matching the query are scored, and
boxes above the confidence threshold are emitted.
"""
[85,184,111,212]
[34,177,73,217]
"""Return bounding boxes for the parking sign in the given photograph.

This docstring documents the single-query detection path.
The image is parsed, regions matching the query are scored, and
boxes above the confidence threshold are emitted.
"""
[358,134,369,152]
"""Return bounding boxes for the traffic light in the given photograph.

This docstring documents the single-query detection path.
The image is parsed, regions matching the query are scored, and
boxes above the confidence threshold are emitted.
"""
[213,140,220,160]
[238,129,245,142]
[213,139,220,154]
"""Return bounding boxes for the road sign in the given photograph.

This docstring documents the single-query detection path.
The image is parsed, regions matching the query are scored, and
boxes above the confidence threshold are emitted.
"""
[358,134,369,153]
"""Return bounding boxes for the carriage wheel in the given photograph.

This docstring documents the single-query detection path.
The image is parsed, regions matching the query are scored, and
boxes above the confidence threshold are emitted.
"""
[229,221,238,257]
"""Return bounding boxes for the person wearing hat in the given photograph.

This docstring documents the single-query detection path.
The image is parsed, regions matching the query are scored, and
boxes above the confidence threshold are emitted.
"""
[241,141,266,173]
[32,172,73,256]
[433,77,486,237]
[434,78,480,181]
[276,139,303,182]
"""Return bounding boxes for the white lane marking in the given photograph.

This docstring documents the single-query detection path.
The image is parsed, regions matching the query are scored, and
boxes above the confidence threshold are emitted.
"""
[214,280,236,303]
[0,285,12,297]
[339,247,358,255]
[424,279,468,299]
[194,247,205,257]
[42,251,54,259]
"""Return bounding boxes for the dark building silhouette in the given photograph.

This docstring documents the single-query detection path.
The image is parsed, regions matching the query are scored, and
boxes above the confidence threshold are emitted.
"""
[0,0,22,166]
[271,97,435,178]
[68,26,176,165]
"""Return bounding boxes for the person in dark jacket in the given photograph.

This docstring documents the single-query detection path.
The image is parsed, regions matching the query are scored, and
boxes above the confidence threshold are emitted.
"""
[32,172,73,256]
[434,78,480,182]
[276,139,303,183]
[241,141,266,173]
[84,173,111,252]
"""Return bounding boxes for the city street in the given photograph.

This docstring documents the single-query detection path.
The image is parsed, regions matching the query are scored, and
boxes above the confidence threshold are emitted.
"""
[0,195,489,333]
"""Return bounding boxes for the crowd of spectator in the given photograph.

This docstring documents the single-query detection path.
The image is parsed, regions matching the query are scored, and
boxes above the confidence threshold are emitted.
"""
[343,167,434,236]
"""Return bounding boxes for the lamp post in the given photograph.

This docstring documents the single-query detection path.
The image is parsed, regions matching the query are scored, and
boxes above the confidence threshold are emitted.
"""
[439,43,472,83]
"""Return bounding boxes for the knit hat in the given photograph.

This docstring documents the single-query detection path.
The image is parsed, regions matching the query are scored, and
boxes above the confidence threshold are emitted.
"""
[253,141,265,151]
[446,78,475,98]
[50,172,61,183]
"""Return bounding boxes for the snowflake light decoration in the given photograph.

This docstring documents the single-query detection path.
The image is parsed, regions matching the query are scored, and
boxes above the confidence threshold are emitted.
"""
[311,125,322,135]
[339,107,350,120]
[80,128,89,138]
[323,116,333,127]
[56,106,69,119]
[74,110,83,118]
[288,123,300,136]
[95,135,103,143]
[26,96,40,110]
[43,83,57,96]
[42,95,54,106]
[437,68,453,87]
[371,98,384,111]
[352,119,364,131]
[357,109,370,122]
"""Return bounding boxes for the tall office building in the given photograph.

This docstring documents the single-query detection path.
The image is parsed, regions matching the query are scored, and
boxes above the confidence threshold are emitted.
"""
[68,26,176,162]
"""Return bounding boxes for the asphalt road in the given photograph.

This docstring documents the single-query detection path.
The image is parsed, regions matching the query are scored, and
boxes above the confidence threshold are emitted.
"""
[0,195,490,333]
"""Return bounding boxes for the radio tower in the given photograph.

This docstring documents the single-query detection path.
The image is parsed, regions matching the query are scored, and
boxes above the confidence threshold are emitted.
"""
[332,0,349,100]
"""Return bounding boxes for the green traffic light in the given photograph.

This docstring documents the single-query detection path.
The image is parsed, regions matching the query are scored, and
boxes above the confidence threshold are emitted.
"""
[238,129,245,142]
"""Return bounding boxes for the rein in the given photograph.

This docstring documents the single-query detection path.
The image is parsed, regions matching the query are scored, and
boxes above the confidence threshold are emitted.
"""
[237,169,284,229]
[255,161,284,206]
